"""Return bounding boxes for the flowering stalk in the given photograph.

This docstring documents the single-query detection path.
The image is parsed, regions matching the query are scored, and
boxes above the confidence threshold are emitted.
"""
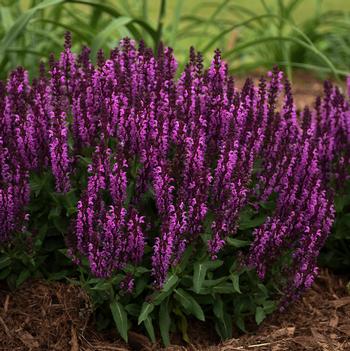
[0,36,348,305]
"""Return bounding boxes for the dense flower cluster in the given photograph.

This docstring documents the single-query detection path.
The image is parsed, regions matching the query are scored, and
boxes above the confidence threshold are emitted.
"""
[0,34,349,301]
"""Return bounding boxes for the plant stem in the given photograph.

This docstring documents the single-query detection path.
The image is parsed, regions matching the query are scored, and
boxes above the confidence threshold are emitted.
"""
[155,0,166,52]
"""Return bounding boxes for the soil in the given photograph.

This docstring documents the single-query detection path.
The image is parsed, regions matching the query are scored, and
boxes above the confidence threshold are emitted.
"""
[0,269,349,351]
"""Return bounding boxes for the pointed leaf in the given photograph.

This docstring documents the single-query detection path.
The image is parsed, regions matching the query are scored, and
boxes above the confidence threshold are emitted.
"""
[231,273,241,293]
[0,0,64,57]
[193,260,223,293]
[236,316,246,332]
[215,312,233,340]
[159,299,171,346]
[174,288,205,321]
[144,317,156,343]
[255,306,266,325]
[16,269,31,287]
[162,274,179,292]
[0,256,11,270]
[152,275,179,305]
[138,302,154,325]
[110,300,128,342]
[91,16,132,58]
[227,237,250,248]
[193,262,207,294]
[125,304,140,317]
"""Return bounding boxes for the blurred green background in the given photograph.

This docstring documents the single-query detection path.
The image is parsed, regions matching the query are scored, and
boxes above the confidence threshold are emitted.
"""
[1,0,350,80]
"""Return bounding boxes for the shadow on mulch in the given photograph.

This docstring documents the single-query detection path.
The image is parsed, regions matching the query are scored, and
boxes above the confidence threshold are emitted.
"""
[0,269,349,351]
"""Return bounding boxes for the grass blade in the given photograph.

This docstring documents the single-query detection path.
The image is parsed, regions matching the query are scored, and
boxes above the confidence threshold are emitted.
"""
[201,14,279,53]
[91,16,132,58]
[223,35,340,81]
[155,0,167,51]
[68,0,157,43]
[0,7,14,31]
[169,0,184,49]
[37,19,93,41]
[0,0,65,57]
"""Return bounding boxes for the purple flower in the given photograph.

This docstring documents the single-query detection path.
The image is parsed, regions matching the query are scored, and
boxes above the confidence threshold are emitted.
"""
[1,35,348,305]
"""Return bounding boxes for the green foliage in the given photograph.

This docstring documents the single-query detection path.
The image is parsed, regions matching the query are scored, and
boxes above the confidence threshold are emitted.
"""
[0,167,279,345]
[110,300,129,342]
[320,180,350,272]
[75,243,277,346]
[1,0,350,80]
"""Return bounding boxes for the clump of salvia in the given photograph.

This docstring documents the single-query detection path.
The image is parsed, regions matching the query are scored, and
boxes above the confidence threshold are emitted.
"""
[0,33,349,304]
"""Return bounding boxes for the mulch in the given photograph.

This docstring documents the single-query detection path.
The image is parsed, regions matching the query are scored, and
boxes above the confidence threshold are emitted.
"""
[0,269,349,351]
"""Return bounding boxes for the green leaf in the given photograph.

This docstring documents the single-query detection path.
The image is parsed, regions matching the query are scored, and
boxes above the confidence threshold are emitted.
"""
[62,190,78,213]
[226,237,250,248]
[213,297,224,320]
[91,281,112,291]
[135,266,150,274]
[0,256,11,270]
[212,283,235,294]
[0,267,11,280]
[193,260,223,293]
[178,245,193,272]
[169,0,184,49]
[174,307,190,343]
[202,277,227,288]
[255,306,266,325]
[48,270,71,281]
[163,274,179,292]
[263,300,276,314]
[138,302,154,325]
[159,299,171,346]
[52,216,68,233]
[125,304,140,317]
[201,13,276,53]
[16,269,31,287]
[91,16,132,58]
[152,275,179,305]
[29,172,51,197]
[0,0,65,57]
[68,0,157,42]
[222,35,340,81]
[174,288,205,321]
[215,313,233,340]
[110,300,128,342]
[239,214,267,230]
[193,262,206,294]
[334,194,350,213]
[48,206,61,219]
[0,7,14,33]
[236,316,246,332]
[144,317,156,343]
[213,298,232,340]
[231,273,241,293]
[258,283,268,296]
[133,275,148,297]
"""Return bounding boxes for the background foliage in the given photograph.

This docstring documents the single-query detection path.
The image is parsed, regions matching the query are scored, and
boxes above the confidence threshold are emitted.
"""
[2,0,350,80]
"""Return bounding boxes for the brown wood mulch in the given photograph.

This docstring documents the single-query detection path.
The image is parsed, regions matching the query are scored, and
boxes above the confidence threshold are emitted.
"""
[0,269,349,351]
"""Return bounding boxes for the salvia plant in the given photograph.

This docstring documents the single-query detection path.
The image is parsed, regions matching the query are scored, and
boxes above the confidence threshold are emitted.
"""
[0,33,349,345]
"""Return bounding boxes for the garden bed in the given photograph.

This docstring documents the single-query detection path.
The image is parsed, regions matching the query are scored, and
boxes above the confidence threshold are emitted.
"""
[0,49,350,351]
[0,71,348,351]
[0,269,348,351]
